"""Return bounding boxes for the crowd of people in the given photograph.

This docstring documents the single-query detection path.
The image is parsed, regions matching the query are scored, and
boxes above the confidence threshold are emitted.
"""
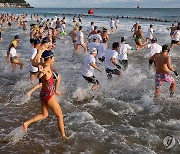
[0,13,180,139]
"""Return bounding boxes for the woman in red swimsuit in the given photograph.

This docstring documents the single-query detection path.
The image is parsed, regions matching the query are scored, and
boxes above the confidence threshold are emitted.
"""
[23,50,67,140]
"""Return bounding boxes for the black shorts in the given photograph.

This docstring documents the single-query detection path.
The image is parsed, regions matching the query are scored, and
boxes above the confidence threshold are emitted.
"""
[171,40,179,44]
[83,75,99,84]
[119,60,128,70]
[98,57,105,62]
[105,68,120,78]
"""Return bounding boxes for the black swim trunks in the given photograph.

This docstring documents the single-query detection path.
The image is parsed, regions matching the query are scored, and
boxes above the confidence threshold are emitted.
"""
[83,75,99,84]
[105,68,121,78]
[171,40,179,44]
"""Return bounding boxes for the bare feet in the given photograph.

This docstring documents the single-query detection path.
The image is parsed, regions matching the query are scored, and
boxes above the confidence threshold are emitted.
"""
[26,91,32,98]
[22,122,28,133]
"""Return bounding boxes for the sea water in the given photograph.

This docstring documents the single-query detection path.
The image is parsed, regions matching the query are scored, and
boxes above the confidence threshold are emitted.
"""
[0,8,180,153]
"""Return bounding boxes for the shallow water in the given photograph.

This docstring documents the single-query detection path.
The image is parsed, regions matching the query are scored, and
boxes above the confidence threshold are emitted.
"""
[0,9,180,153]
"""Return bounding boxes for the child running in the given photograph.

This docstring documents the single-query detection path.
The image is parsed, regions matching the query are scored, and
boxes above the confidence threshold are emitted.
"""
[23,50,67,140]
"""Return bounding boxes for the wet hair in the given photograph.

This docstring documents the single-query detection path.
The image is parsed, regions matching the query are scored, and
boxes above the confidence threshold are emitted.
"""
[177,26,180,30]
[138,26,141,29]
[94,26,98,30]
[79,26,83,31]
[112,42,119,49]
[91,22,94,25]
[162,44,170,52]
[97,30,101,33]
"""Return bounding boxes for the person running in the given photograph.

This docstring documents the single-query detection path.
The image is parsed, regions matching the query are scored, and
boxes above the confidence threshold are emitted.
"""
[73,26,87,55]
[29,39,41,82]
[104,42,121,79]
[69,26,78,48]
[97,38,108,62]
[131,21,139,37]
[118,37,134,70]
[6,40,24,72]
[82,48,101,91]
[87,22,94,36]
[145,24,154,43]
[149,45,178,98]
[23,50,67,140]
[110,18,115,33]
[135,26,144,49]
[170,26,180,50]
[115,16,120,30]
[167,23,176,37]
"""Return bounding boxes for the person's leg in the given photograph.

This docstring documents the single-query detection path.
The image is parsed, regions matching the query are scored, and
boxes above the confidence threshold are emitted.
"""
[47,96,66,139]
[11,63,16,72]
[26,83,42,98]
[155,87,161,99]
[23,100,49,132]
[81,43,87,52]
[13,59,24,70]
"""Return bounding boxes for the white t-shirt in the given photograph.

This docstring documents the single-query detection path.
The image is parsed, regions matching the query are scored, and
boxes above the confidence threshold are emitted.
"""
[147,43,162,57]
[118,43,132,60]
[87,25,94,36]
[98,43,107,58]
[146,28,153,39]
[10,47,17,57]
[105,49,118,70]
[60,24,65,32]
[76,31,84,44]
[82,54,96,77]
[87,42,99,51]
[30,48,38,72]
[89,34,102,43]
[172,30,180,41]
[115,19,119,27]
[110,20,115,28]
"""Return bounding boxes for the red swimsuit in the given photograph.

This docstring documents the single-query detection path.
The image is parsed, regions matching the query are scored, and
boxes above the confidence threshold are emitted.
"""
[40,75,55,103]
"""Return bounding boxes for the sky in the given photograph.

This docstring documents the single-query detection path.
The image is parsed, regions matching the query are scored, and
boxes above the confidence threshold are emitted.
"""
[26,0,180,8]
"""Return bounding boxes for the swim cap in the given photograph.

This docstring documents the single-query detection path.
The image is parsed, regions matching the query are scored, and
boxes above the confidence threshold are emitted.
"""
[34,39,41,45]
[12,40,18,47]
[90,48,97,54]
[42,37,50,44]
[41,50,54,59]
[93,35,98,40]
[162,44,170,52]
[136,21,139,23]
[14,35,20,39]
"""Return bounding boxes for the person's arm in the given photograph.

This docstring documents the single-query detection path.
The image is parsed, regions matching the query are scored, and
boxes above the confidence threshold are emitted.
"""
[37,65,48,78]
[167,57,178,76]
[149,54,155,69]
[6,53,11,63]
[90,62,101,72]
[111,57,121,69]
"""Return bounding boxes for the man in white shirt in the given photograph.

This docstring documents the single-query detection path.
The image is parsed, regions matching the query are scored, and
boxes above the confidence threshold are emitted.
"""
[87,22,94,36]
[146,24,154,43]
[105,42,121,79]
[82,48,101,90]
[170,26,180,50]
[147,38,162,57]
[30,39,41,82]
[110,18,115,33]
[87,36,99,52]
[98,38,107,62]
[118,37,133,70]
[73,26,87,55]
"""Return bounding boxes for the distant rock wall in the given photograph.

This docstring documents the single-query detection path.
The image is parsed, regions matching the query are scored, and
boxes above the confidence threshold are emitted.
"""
[0,3,32,8]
